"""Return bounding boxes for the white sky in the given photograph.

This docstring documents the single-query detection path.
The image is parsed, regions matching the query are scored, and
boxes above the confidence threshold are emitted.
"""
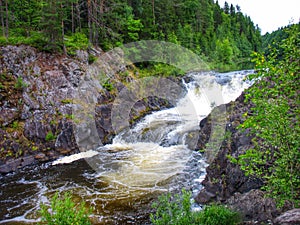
[217,0,300,34]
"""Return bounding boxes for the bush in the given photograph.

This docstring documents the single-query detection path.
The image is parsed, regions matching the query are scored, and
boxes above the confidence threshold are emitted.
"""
[45,131,56,142]
[196,204,241,225]
[39,192,91,225]
[15,76,27,89]
[150,189,241,225]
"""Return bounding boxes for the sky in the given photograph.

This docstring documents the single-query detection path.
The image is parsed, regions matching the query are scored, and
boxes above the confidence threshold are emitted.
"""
[217,0,300,34]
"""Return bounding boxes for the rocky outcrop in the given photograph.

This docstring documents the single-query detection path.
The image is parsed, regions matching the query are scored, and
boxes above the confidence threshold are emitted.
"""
[194,93,287,223]
[195,93,263,203]
[0,45,177,173]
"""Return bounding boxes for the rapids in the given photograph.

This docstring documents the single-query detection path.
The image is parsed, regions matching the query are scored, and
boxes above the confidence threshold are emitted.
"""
[0,70,252,224]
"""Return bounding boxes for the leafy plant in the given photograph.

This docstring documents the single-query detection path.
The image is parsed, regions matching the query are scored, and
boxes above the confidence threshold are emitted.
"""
[88,54,97,64]
[64,114,74,120]
[65,32,89,55]
[196,204,241,225]
[45,131,56,142]
[102,80,115,92]
[15,76,27,89]
[60,99,72,104]
[11,121,20,129]
[150,189,241,225]
[39,192,91,225]
[236,24,300,207]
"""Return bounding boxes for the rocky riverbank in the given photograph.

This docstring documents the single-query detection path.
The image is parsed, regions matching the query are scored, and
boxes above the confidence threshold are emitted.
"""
[0,45,177,173]
[195,93,297,224]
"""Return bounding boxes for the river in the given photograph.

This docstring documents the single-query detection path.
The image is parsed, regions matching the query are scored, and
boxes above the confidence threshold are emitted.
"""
[0,70,252,224]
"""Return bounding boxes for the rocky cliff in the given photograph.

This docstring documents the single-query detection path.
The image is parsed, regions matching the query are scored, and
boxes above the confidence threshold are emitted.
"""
[0,45,175,173]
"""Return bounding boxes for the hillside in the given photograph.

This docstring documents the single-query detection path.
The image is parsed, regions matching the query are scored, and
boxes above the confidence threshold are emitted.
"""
[0,0,261,71]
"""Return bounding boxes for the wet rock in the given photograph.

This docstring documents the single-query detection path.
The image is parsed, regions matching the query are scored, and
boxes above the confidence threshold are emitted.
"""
[0,156,35,173]
[274,209,300,225]
[195,189,216,204]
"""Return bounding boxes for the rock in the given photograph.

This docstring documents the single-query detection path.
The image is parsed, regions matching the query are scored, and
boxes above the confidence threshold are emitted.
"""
[34,153,46,160]
[195,189,216,204]
[0,45,184,174]
[226,189,280,223]
[195,93,264,204]
[0,156,35,173]
[274,209,300,225]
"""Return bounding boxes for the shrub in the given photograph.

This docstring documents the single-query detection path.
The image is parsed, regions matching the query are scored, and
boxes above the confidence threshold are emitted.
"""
[45,131,56,142]
[196,204,241,225]
[65,32,89,55]
[150,189,241,225]
[39,192,91,225]
[15,76,27,89]
[235,24,300,207]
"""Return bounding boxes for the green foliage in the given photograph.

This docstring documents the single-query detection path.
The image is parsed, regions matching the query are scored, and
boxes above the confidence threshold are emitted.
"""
[101,80,115,92]
[45,131,56,142]
[65,32,89,55]
[88,54,97,64]
[64,114,74,120]
[15,76,27,89]
[137,63,185,78]
[11,121,20,129]
[215,38,233,64]
[0,0,261,69]
[60,99,72,104]
[196,204,241,225]
[150,189,241,225]
[39,192,91,225]
[236,24,300,207]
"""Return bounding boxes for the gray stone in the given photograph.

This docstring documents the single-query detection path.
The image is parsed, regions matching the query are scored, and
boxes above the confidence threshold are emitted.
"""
[274,209,300,225]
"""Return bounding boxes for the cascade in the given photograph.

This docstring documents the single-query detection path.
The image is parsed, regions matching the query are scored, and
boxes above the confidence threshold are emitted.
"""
[0,70,253,224]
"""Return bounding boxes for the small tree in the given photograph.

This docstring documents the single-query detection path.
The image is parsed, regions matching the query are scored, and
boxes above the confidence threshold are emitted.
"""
[236,24,300,207]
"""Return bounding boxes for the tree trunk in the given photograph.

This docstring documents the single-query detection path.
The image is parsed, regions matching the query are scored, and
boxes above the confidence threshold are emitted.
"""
[87,0,92,43]
[75,0,81,32]
[71,2,75,33]
[0,0,5,38]
[4,0,8,37]
[152,0,155,26]
[61,2,66,54]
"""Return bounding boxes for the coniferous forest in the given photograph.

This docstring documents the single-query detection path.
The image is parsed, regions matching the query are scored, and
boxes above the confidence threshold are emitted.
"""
[0,0,262,71]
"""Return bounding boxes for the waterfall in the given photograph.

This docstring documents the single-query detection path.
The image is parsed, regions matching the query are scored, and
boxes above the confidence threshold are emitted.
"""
[0,70,253,225]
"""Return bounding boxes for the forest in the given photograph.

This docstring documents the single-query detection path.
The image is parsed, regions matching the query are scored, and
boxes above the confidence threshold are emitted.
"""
[0,0,262,71]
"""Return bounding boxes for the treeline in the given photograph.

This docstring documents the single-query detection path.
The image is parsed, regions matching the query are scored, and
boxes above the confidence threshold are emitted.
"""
[0,0,261,70]
[262,23,300,60]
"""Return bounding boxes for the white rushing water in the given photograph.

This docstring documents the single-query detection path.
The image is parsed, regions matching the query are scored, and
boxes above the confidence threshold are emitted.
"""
[0,70,253,225]
[53,70,252,191]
